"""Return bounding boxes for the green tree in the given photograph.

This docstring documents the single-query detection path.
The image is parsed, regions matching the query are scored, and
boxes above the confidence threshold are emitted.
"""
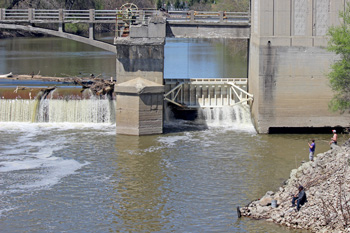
[327,3,350,112]
[174,0,180,9]
[156,0,162,9]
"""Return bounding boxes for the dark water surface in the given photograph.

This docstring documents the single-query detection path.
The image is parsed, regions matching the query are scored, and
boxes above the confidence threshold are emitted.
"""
[0,36,247,79]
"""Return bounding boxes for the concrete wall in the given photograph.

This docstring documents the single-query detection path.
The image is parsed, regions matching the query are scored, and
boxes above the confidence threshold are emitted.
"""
[116,43,164,84]
[249,0,350,133]
[167,24,250,39]
[115,17,166,85]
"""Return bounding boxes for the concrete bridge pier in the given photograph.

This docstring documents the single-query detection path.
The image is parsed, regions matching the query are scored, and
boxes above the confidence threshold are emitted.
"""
[114,16,166,135]
[89,9,95,40]
[58,9,64,32]
[249,0,350,133]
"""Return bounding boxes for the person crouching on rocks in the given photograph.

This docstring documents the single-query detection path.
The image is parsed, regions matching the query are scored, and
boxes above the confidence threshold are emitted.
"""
[291,185,307,211]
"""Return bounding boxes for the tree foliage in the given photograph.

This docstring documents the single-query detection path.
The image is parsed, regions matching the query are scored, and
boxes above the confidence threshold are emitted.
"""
[327,3,350,112]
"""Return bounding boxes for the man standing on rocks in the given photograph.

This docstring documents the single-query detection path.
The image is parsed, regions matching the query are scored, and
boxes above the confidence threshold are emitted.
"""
[329,129,338,146]
[308,139,315,161]
[291,185,307,211]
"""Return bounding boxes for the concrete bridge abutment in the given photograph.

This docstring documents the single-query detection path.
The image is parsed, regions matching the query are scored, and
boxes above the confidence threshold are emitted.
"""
[249,0,350,133]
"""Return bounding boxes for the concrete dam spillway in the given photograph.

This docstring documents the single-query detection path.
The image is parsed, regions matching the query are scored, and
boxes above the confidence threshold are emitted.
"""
[0,86,253,129]
[0,87,116,123]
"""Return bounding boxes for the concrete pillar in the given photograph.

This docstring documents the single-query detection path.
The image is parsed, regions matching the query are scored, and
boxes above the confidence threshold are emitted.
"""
[248,0,350,133]
[115,42,164,84]
[115,16,166,84]
[115,78,164,135]
[89,9,95,40]
[58,9,64,32]
[0,8,4,21]
[114,15,166,135]
[89,23,95,39]
[138,10,144,24]
[190,10,195,23]
[28,8,34,21]
[219,11,224,23]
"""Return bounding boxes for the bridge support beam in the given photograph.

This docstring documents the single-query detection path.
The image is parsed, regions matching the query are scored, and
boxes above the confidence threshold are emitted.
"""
[58,9,64,32]
[89,23,94,40]
[89,9,95,40]
[249,0,350,133]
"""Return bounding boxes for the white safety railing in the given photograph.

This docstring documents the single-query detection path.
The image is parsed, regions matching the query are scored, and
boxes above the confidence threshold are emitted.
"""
[167,10,250,23]
[0,8,250,24]
[4,9,29,20]
[34,9,59,20]
[63,10,90,20]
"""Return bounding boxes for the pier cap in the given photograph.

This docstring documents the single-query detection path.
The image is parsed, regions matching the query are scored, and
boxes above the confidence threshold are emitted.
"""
[115,77,164,94]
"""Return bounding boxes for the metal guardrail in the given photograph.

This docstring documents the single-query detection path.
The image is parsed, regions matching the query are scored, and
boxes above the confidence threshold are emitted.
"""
[0,8,250,24]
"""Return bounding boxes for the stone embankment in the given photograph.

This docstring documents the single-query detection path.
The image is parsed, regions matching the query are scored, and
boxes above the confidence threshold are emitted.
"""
[240,141,350,232]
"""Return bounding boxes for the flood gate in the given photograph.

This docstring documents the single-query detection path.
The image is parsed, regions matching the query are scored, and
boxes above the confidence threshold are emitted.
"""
[164,78,253,109]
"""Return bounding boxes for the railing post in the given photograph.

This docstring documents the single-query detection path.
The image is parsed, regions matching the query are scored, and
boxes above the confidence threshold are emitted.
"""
[0,8,3,21]
[89,9,95,21]
[0,8,4,21]
[89,9,95,40]
[58,9,64,32]
[28,8,34,21]
[138,10,144,24]
[190,10,195,23]
[219,11,224,23]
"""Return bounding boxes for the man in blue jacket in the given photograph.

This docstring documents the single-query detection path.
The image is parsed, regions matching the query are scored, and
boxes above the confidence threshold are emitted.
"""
[291,185,307,211]
[308,139,315,161]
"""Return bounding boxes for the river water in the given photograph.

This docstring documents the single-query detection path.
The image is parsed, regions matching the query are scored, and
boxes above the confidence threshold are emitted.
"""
[0,36,337,232]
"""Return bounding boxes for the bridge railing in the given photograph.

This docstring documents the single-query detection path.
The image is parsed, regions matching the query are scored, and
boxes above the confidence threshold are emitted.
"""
[0,8,250,24]
[167,10,250,24]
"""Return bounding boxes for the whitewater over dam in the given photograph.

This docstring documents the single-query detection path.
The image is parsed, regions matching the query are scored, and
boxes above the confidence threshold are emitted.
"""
[0,98,116,123]
[0,81,252,128]
[0,98,253,130]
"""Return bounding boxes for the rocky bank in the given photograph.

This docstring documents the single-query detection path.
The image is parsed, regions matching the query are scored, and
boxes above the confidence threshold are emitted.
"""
[240,141,350,232]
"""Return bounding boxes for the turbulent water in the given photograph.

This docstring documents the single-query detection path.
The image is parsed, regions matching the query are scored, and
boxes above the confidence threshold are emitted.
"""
[0,103,328,232]
[0,98,116,123]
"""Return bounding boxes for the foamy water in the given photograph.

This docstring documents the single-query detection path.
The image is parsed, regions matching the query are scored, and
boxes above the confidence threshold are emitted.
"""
[0,98,116,123]
[0,123,114,217]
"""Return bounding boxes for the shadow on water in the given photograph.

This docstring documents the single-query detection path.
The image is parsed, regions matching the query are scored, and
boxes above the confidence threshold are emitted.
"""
[163,120,209,134]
